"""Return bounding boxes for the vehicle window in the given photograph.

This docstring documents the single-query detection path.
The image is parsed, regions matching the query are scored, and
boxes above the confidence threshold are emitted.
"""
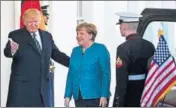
[143,21,176,60]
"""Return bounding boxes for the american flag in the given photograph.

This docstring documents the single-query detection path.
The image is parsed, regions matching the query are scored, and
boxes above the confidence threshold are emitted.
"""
[140,34,176,107]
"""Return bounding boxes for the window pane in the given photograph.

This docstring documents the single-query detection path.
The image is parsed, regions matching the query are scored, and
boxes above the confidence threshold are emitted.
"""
[143,21,176,60]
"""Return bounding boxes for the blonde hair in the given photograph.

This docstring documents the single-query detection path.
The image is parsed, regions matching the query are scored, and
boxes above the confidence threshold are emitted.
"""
[76,22,97,41]
[22,8,41,21]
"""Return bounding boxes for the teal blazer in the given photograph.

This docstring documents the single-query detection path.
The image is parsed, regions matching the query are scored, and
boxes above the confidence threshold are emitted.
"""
[64,42,111,100]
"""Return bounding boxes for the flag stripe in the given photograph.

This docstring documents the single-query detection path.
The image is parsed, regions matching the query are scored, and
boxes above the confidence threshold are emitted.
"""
[144,65,175,107]
[141,57,173,102]
[149,61,155,70]
[141,35,176,107]
[154,78,176,106]
[145,57,173,86]
[144,74,175,107]
[152,74,176,105]
[141,59,174,105]
[143,57,173,92]
[141,64,159,102]
[147,60,174,95]
[150,71,176,105]
[144,64,159,86]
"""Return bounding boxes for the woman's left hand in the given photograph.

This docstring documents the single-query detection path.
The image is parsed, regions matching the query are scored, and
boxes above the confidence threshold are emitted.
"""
[99,97,107,107]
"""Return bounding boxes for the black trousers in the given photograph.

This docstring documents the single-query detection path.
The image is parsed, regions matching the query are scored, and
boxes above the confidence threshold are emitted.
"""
[75,90,109,107]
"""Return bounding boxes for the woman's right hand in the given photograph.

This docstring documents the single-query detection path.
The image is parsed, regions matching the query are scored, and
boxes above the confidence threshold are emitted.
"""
[64,97,70,107]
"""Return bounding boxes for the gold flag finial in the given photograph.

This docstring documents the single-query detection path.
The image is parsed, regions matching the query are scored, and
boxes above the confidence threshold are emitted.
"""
[158,29,164,38]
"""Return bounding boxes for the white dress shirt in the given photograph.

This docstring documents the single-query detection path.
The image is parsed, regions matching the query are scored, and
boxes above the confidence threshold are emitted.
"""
[31,30,42,50]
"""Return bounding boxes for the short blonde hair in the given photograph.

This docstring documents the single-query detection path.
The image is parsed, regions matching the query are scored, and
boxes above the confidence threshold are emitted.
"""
[22,8,41,21]
[76,22,97,41]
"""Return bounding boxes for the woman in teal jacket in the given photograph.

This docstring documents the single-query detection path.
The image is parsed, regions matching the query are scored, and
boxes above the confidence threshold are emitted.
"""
[64,22,111,107]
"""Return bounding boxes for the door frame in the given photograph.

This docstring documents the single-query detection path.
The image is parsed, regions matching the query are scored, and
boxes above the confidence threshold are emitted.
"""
[137,8,176,37]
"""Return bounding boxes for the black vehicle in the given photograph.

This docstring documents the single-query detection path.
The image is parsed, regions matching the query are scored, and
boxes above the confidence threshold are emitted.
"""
[138,8,176,107]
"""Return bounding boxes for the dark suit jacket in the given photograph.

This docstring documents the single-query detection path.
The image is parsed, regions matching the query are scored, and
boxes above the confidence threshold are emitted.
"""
[4,27,70,107]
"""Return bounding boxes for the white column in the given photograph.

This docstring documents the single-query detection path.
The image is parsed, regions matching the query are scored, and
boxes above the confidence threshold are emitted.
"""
[14,1,21,29]
[161,1,176,9]
[49,1,77,107]
[145,1,162,8]
[92,1,105,43]
[40,1,49,6]
[104,1,128,106]
[1,1,15,107]
[82,1,94,22]
[161,1,176,58]
[47,1,53,32]
[127,1,139,13]
[82,1,106,42]
[137,1,147,14]
[161,1,176,56]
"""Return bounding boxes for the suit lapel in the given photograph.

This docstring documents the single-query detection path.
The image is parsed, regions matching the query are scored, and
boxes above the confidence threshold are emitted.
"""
[22,28,41,56]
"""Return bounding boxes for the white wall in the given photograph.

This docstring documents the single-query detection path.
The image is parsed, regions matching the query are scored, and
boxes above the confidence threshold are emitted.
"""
[1,1,176,107]
[1,1,15,107]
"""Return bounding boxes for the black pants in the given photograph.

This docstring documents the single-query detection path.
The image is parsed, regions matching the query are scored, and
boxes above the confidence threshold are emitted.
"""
[75,90,109,107]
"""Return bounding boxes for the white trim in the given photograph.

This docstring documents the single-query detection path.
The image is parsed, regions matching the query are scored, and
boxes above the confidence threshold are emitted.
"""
[128,74,145,80]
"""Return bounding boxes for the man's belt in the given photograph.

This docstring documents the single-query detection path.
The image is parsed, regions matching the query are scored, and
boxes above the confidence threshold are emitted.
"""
[128,74,145,80]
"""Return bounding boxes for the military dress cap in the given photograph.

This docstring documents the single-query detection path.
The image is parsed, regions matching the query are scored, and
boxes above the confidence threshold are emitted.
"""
[115,12,142,24]
[41,5,49,16]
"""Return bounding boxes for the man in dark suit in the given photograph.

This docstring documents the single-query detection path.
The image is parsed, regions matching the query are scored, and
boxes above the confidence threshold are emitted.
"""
[113,12,155,107]
[4,8,70,107]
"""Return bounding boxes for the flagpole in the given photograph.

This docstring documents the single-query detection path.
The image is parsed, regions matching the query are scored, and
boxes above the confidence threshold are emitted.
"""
[160,93,167,107]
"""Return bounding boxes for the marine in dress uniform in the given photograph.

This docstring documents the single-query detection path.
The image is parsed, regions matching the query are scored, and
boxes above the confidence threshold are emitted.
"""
[113,12,155,107]
[41,5,49,26]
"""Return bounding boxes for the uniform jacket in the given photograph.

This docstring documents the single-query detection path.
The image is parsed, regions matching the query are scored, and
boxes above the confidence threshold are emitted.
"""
[113,33,155,107]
